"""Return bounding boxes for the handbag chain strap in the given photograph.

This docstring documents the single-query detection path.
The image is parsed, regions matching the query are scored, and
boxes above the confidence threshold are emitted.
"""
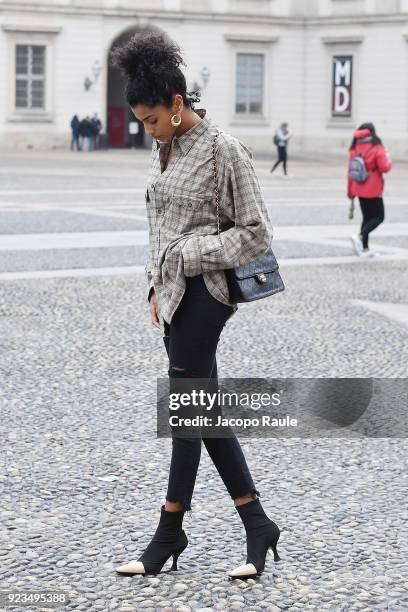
[211,130,223,246]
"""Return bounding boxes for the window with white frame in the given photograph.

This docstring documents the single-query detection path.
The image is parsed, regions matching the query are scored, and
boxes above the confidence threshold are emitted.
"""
[15,44,46,110]
[235,53,264,114]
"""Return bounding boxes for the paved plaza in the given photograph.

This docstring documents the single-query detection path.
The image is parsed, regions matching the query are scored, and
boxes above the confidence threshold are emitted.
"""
[0,149,407,611]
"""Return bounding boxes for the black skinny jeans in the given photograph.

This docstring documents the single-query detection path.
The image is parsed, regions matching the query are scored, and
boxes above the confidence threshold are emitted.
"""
[359,197,385,249]
[162,273,260,513]
[271,146,287,175]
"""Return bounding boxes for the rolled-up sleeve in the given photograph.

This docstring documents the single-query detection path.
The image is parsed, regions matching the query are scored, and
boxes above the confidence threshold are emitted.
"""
[182,155,273,277]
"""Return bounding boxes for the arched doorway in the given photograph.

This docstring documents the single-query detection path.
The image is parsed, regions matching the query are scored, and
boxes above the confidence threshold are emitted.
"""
[107,25,164,149]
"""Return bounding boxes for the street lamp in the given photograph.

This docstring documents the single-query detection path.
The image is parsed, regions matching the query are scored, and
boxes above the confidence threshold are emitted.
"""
[189,66,211,100]
[84,60,102,91]
[200,66,210,89]
[92,60,102,81]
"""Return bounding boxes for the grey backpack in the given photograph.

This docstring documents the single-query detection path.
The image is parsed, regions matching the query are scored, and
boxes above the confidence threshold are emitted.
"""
[348,147,374,183]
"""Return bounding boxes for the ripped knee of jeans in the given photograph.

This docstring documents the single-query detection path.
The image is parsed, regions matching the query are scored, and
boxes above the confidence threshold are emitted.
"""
[169,365,187,377]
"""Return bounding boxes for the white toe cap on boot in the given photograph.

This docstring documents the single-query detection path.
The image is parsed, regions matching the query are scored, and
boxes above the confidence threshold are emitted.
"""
[115,561,146,574]
[228,563,257,577]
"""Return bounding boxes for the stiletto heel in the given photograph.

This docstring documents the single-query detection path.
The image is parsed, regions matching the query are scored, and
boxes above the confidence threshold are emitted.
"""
[271,538,281,563]
[171,552,179,571]
[115,505,188,576]
[170,544,187,571]
[228,498,282,580]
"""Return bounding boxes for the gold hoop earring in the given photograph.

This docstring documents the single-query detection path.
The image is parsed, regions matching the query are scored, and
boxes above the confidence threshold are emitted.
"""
[170,113,182,127]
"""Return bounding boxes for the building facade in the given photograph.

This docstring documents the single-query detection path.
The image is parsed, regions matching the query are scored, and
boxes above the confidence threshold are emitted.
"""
[0,0,407,157]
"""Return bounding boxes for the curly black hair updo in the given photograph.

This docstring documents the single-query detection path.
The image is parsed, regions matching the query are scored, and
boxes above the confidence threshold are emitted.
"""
[110,30,200,110]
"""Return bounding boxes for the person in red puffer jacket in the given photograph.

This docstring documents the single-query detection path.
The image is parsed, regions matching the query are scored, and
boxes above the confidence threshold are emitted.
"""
[347,122,392,257]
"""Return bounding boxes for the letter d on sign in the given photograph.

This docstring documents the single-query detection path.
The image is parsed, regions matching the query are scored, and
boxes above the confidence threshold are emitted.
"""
[334,86,350,113]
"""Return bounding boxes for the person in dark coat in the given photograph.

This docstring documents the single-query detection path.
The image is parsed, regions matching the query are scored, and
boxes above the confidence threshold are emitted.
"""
[91,113,102,150]
[79,116,94,152]
[70,114,82,151]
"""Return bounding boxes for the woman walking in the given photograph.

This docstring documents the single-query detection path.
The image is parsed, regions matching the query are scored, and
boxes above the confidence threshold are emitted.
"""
[112,31,281,580]
[270,122,290,176]
[348,122,392,257]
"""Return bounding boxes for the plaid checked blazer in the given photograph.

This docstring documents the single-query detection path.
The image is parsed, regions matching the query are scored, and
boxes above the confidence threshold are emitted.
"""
[145,108,273,326]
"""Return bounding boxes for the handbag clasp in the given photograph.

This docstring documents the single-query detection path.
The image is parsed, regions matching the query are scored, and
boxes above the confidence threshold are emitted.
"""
[256,273,267,283]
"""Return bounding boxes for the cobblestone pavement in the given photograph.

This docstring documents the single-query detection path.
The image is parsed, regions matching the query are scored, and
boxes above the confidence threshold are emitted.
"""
[0,150,407,611]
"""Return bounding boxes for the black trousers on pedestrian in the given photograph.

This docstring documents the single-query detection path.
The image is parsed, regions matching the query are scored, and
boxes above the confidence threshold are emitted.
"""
[162,274,260,513]
[359,197,385,249]
[70,133,81,151]
[271,146,287,175]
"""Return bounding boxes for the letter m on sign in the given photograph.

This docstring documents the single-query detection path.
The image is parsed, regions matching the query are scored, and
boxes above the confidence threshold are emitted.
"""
[332,56,353,117]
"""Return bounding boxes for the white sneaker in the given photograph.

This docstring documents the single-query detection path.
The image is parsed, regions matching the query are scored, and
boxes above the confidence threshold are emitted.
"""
[360,249,374,258]
[351,234,363,256]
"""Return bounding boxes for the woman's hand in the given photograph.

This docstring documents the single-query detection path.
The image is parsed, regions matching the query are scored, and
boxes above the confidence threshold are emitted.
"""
[149,291,160,328]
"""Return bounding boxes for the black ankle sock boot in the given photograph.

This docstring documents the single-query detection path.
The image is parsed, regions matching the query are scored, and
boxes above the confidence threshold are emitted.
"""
[235,498,281,576]
[137,505,188,574]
